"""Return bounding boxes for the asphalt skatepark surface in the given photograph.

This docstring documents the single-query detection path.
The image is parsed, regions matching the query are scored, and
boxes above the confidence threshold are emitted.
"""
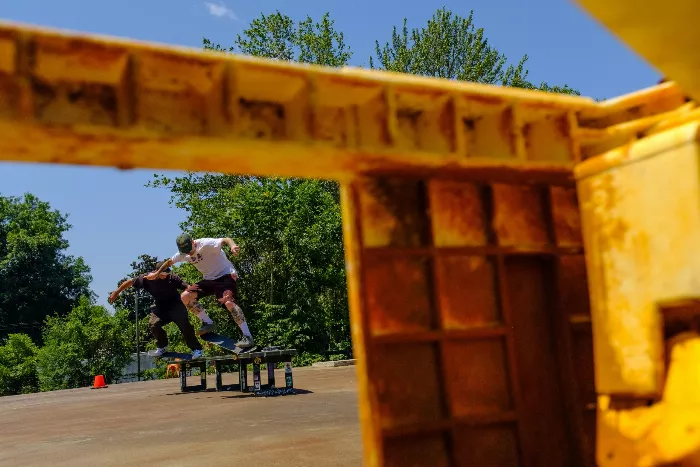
[0,366,361,467]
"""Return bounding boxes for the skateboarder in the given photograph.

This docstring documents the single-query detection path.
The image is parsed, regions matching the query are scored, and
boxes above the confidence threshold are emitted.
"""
[108,262,203,358]
[147,234,255,349]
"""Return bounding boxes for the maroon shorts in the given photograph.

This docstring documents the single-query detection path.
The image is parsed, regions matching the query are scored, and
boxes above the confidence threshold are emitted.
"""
[194,274,238,304]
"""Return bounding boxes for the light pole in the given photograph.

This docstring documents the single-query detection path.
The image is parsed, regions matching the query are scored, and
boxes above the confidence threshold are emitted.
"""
[135,295,141,381]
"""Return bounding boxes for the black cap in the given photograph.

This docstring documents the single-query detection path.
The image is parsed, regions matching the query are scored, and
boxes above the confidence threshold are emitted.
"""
[176,233,193,254]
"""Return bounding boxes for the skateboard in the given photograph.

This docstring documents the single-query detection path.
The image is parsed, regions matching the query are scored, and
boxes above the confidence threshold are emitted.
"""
[152,351,196,361]
[199,332,257,355]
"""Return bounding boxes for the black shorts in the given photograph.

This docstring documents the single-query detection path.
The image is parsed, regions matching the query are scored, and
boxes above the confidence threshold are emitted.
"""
[195,274,238,304]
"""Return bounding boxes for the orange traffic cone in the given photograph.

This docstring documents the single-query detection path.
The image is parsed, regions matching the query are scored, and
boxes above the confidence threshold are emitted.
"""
[92,375,107,389]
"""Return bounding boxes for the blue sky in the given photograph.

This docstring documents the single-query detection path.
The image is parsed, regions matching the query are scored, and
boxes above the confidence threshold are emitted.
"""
[0,0,660,310]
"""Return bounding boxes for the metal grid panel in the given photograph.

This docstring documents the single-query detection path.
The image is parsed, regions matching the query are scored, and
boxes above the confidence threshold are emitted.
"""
[346,174,595,467]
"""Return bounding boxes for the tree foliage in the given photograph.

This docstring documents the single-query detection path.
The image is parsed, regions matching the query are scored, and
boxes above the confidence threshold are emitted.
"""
[370,7,579,95]
[204,11,352,66]
[149,177,349,363]
[160,11,356,364]
[0,333,39,396]
[37,297,132,391]
[0,193,92,343]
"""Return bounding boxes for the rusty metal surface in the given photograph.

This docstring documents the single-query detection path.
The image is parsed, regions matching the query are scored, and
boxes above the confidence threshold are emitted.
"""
[345,174,596,466]
[0,20,618,182]
[575,120,700,465]
[0,366,360,467]
[0,21,693,182]
[576,121,700,397]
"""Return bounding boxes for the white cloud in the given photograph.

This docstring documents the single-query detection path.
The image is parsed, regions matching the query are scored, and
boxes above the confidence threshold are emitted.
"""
[204,1,237,20]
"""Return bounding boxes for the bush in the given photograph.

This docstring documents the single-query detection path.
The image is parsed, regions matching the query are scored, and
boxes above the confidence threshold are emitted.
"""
[0,333,39,396]
[37,297,133,391]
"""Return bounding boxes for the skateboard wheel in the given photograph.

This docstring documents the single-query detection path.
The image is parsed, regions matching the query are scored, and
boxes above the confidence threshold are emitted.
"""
[254,357,261,364]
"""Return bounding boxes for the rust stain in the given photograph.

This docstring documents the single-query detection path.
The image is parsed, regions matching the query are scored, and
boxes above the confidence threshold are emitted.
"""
[491,183,549,247]
[427,179,487,247]
[436,256,500,328]
[586,167,661,395]
[314,106,348,147]
[558,255,591,318]
[550,186,583,246]
[443,340,512,416]
[372,343,444,430]
[452,426,519,466]
[555,113,570,138]
[594,172,629,250]
[383,431,450,466]
[465,93,506,106]
[237,99,286,140]
[364,255,434,335]
[359,177,430,247]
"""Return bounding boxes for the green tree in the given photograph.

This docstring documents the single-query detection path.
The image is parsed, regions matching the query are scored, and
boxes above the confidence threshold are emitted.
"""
[0,333,39,396]
[204,10,352,66]
[148,177,350,363]
[154,12,353,365]
[370,7,579,95]
[154,7,583,366]
[0,193,92,343]
[37,297,132,390]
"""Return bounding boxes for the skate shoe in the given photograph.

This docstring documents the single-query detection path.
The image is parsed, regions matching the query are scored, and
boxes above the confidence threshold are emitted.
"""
[236,335,255,348]
[196,322,217,336]
[149,347,168,357]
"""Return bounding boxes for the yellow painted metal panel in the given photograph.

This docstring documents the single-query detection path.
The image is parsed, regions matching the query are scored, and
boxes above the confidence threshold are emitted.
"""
[574,0,700,104]
[0,20,604,182]
[576,122,700,396]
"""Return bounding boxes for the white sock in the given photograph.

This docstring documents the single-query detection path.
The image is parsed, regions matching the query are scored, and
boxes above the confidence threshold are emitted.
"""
[239,321,251,336]
[196,310,213,324]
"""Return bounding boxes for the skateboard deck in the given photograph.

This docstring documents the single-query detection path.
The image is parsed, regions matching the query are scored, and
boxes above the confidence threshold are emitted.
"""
[155,351,194,361]
[200,332,256,354]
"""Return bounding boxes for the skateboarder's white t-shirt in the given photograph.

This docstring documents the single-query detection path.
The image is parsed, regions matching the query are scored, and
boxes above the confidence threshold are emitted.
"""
[171,238,237,280]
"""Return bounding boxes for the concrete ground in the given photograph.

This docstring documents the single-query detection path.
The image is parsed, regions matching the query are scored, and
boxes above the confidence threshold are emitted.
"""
[0,366,361,467]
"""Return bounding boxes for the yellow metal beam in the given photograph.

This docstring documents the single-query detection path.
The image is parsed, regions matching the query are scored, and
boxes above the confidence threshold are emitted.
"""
[573,0,700,104]
[0,21,599,180]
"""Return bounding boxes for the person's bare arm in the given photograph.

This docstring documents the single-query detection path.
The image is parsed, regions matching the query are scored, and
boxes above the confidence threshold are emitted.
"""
[145,259,175,280]
[221,238,240,256]
[108,278,136,304]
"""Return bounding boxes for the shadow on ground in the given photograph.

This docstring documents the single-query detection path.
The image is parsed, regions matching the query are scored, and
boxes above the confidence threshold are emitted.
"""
[164,388,314,398]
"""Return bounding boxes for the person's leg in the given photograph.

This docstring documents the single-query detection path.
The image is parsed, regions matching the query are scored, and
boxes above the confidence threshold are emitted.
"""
[180,282,216,335]
[149,312,169,355]
[215,275,254,348]
[168,302,203,357]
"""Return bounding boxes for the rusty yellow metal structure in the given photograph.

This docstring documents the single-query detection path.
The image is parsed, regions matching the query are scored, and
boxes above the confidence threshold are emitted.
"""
[1,0,700,464]
[573,0,700,465]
